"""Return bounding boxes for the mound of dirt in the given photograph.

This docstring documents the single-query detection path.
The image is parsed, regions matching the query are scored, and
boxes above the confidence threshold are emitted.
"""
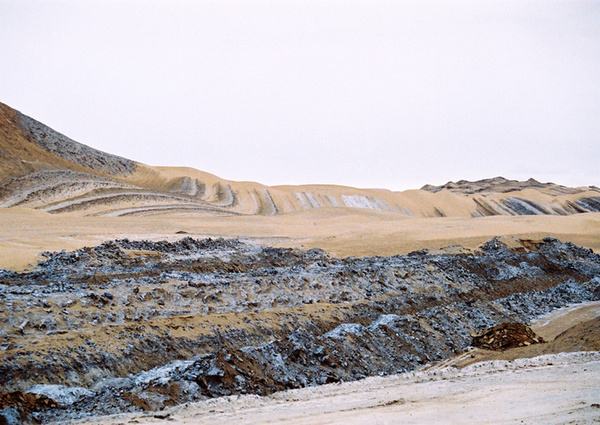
[548,316,600,352]
[471,323,545,351]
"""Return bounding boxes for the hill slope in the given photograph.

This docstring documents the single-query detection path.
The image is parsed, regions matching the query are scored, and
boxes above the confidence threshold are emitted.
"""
[1,101,599,218]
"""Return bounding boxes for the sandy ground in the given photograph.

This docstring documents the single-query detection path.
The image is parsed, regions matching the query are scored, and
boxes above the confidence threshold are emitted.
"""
[1,208,600,270]
[72,303,600,425]
[437,301,600,368]
[533,301,600,339]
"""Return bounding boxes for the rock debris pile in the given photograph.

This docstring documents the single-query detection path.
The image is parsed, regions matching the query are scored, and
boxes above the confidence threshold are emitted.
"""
[0,236,599,423]
[471,322,544,351]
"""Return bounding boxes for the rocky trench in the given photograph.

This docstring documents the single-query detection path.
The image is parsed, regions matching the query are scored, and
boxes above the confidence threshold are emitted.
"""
[0,237,599,423]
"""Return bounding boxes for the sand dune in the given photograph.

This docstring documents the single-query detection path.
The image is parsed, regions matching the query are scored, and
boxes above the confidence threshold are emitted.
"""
[1,100,600,271]
[1,101,599,220]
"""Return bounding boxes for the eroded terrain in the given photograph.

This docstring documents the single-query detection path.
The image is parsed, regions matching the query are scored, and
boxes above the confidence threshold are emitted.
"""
[0,236,599,423]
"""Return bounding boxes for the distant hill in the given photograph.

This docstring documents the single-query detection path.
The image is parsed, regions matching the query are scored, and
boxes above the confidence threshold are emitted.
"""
[1,101,599,218]
[421,176,596,195]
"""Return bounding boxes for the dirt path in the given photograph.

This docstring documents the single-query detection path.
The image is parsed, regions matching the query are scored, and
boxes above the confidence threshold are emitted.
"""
[75,351,600,425]
[72,302,600,425]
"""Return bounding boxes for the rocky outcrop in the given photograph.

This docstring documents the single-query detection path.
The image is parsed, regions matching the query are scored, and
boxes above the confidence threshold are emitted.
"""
[16,112,136,175]
[421,176,597,195]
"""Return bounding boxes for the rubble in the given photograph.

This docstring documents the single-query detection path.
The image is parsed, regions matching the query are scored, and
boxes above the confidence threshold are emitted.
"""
[0,237,598,422]
[471,323,545,351]
[26,385,93,407]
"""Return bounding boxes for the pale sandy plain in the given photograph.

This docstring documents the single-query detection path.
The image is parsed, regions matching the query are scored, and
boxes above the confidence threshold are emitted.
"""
[75,303,600,425]
[1,207,600,271]
[2,99,600,272]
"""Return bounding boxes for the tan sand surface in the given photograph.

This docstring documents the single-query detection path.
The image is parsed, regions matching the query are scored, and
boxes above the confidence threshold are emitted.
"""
[1,207,600,271]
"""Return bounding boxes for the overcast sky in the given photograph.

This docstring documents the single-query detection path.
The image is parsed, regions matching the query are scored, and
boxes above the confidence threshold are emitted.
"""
[1,0,599,190]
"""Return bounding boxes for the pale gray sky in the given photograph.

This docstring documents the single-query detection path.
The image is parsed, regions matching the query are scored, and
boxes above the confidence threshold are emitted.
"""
[1,0,599,189]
